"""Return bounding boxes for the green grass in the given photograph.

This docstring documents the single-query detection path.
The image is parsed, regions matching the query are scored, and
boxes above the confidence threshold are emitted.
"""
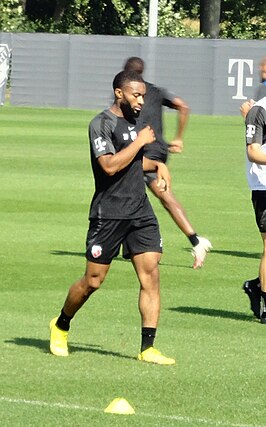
[0,105,265,427]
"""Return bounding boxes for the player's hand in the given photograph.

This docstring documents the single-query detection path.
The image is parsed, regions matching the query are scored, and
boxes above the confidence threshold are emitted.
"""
[240,99,255,119]
[156,162,171,192]
[137,126,155,146]
[168,138,183,153]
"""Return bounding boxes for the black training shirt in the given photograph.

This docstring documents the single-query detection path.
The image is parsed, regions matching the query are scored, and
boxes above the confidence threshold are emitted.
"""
[88,109,155,220]
[141,82,176,162]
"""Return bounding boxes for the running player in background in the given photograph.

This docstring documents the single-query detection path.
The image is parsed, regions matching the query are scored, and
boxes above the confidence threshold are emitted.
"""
[124,57,212,269]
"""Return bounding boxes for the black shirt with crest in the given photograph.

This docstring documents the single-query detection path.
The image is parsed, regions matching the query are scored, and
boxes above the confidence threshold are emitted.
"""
[88,109,155,220]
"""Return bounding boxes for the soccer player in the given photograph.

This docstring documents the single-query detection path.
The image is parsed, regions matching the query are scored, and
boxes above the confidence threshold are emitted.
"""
[50,70,175,364]
[240,58,266,314]
[243,96,266,322]
[123,57,212,269]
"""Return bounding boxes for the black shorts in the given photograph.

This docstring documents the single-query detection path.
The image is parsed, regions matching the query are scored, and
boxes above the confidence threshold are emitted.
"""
[252,190,266,232]
[143,142,168,187]
[86,217,162,264]
[144,171,157,186]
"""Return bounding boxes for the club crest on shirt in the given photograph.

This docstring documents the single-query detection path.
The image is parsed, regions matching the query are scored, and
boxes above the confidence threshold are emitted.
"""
[130,131,137,140]
[91,245,102,258]
[123,131,137,141]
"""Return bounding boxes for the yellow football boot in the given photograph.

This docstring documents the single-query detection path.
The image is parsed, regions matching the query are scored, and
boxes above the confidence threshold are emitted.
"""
[138,347,175,365]
[50,317,69,357]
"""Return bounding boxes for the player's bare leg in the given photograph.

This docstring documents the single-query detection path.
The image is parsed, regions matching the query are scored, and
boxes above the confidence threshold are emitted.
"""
[63,262,110,317]
[131,252,175,365]
[149,179,195,236]
[50,262,110,356]
[132,252,161,327]
[148,180,212,268]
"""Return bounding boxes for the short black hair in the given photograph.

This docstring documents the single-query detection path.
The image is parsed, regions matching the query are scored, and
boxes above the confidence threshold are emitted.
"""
[123,57,144,75]
[112,70,144,91]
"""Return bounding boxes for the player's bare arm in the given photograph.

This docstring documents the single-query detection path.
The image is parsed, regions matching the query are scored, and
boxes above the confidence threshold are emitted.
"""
[156,162,171,191]
[98,126,155,176]
[143,158,171,191]
[168,97,190,154]
[240,99,255,119]
[247,143,266,165]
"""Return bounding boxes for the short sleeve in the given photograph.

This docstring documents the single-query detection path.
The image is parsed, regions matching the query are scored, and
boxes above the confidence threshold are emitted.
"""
[159,86,176,109]
[89,113,116,158]
[245,106,266,146]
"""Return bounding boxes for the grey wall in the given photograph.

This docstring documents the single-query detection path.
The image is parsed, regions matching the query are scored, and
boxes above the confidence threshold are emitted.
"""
[1,32,266,115]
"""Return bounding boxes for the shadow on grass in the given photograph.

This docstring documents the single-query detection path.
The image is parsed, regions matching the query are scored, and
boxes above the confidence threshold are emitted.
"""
[51,248,261,265]
[50,250,190,268]
[168,306,257,322]
[184,248,261,260]
[50,250,85,257]
[4,337,135,360]
[50,250,133,262]
[210,249,261,260]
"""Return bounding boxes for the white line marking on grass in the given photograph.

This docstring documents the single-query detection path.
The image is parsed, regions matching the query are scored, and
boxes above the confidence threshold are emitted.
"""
[0,396,264,427]
[0,396,99,412]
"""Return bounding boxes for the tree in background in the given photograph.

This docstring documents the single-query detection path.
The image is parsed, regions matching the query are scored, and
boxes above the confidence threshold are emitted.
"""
[220,0,266,39]
[200,0,221,38]
[0,0,265,39]
[174,0,266,39]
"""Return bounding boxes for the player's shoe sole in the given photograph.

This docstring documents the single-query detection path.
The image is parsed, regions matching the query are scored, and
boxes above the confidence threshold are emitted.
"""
[137,347,175,365]
[242,281,261,319]
[50,317,69,357]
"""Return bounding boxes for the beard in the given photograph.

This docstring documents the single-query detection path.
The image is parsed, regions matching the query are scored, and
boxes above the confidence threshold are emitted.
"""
[120,99,140,120]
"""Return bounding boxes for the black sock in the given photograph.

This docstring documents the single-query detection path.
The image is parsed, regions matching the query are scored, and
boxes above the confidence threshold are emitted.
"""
[141,327,156,352]
[56,309,73,331]
[188,233,199,247]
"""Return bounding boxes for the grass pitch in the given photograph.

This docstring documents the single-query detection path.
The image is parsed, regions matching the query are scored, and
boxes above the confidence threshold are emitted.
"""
[0,105,265,427]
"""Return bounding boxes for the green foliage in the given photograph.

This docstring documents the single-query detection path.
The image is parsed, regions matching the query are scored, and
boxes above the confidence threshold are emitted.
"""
[0,0,265,38]
[116,0,148,36]
[174,0,266,39]
[115,0,195,37]
[220,0,266,39]
[113,0,200,37]
[0,0,201,36]
[172,0,200,19]
[0,0,26,32]
[220,19,266,40]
